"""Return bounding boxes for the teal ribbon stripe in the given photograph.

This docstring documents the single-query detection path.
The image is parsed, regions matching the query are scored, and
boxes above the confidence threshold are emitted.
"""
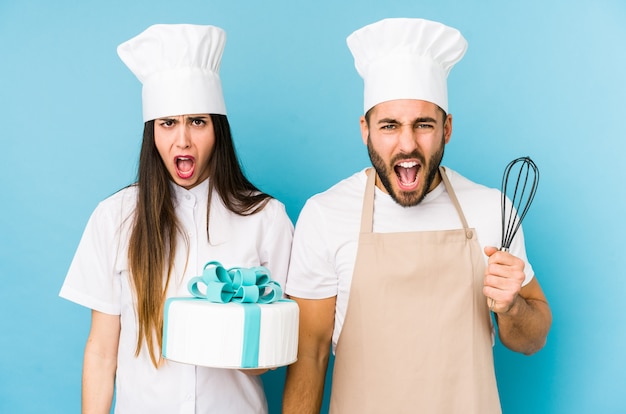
[163,261,284,368]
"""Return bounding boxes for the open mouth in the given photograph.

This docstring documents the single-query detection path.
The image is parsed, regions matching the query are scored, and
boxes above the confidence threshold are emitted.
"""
[175,156,195,179]
[394,160,420,190]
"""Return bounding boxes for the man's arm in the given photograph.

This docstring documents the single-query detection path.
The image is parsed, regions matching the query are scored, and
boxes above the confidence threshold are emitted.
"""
[82,310,120,414]
[483,246,552,355]
[283,296,336,414]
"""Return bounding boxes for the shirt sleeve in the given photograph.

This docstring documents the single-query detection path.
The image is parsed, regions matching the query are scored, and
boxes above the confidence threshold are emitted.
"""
[59,200,125,315]
[258,199,294,292]
[285,199,338,299]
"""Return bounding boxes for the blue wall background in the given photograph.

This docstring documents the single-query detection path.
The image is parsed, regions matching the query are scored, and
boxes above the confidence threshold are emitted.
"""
[1,0,625,412]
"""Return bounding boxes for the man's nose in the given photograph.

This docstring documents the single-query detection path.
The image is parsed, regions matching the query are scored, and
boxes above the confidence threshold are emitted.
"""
[398,125,418,152]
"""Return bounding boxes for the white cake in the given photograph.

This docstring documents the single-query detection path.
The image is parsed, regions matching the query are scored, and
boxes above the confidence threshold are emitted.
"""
[162,298,299,369]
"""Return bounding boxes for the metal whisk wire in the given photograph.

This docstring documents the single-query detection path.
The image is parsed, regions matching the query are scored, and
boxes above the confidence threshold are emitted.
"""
[500,157,539,251]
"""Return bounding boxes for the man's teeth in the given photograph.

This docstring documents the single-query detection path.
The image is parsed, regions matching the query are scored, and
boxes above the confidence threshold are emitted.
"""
[398,161,417,168]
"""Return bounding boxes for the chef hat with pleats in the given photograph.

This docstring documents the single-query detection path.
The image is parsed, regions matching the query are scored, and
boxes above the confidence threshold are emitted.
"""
[117,24,227,122]
[347,18,467,114]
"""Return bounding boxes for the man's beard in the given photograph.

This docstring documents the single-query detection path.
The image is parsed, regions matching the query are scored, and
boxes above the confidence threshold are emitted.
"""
[367,134,445,207]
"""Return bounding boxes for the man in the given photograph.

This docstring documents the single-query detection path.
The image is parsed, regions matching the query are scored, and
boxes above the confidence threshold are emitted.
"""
[283,18,551,413]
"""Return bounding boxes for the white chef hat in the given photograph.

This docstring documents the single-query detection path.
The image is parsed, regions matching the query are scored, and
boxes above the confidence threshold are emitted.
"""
[347,18,467,114]
[117,24,227,122]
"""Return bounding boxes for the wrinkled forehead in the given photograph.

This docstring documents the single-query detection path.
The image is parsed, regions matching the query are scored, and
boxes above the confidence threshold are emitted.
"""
[367,99,445,123]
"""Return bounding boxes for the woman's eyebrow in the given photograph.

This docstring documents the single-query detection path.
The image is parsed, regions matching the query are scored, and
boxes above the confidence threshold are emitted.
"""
[187,115,209,121]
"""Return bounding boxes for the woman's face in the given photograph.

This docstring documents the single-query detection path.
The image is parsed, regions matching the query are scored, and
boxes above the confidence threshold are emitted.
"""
[153,114,216,189]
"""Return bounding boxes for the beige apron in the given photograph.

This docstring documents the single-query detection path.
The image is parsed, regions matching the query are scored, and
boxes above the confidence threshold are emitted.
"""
[329,167,501,414]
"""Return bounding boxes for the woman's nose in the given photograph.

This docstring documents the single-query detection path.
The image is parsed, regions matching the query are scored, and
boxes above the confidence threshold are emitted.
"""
[175,125,191,148]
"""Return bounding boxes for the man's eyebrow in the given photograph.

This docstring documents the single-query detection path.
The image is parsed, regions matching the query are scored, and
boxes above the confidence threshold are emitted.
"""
[377,118,400,124]
[415,117,437,123]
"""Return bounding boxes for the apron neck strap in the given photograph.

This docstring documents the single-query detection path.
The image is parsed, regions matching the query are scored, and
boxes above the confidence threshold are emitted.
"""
[361,167,471,234]
[361,168,377,233]
[438,166,471,231]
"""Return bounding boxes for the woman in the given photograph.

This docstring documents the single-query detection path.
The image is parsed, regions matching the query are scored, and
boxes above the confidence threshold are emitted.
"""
[60,24,293,413]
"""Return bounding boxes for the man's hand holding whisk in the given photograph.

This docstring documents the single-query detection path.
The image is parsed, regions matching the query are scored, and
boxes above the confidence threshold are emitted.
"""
[487,157,539,314]
[483,246,526,314]
[483,156,551,355]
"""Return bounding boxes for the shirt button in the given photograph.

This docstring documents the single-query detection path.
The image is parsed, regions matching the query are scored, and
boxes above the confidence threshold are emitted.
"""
[185,194,191,200]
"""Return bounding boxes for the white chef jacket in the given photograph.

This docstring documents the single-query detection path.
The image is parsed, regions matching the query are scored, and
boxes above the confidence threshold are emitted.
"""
[60,178,294,413]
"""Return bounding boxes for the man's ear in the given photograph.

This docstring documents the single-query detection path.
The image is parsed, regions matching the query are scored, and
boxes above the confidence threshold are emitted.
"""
[444,113,453,144]
[360,115,369,145]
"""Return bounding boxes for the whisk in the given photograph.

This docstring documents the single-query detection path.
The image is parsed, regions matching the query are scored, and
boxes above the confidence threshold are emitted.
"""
[500,156,539,251]
[489,156,539,311]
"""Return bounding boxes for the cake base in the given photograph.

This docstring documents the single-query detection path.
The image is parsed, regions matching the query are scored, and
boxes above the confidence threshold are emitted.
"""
[163,299,299,369]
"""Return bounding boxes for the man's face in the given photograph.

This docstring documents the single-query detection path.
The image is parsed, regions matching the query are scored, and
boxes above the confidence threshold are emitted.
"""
[361,99,452,207]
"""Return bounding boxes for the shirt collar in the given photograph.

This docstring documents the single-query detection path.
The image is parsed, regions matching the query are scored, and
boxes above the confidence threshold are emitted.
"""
[170,178,210,207]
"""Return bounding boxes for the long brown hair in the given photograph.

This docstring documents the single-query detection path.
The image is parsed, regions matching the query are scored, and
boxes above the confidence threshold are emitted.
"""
[128,114,271,367]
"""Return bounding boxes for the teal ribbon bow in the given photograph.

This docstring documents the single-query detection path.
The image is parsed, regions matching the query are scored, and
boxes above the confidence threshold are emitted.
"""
[188,261,283,304]
[186,261,283,368]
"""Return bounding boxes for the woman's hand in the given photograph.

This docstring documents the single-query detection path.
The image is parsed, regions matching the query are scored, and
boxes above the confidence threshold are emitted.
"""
[239,368,270,376]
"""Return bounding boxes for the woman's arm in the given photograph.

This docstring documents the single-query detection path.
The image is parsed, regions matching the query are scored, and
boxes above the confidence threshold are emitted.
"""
[82,310,120,414]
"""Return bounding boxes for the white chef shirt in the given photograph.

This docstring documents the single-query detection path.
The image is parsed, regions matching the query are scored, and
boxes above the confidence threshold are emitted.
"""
[60,178,293,413]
